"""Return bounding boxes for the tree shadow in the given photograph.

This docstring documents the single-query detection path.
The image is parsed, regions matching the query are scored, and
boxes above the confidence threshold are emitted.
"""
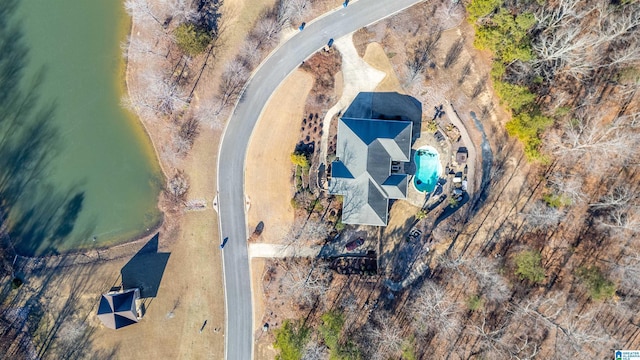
[120,233,170,299]
[0,0,93,257]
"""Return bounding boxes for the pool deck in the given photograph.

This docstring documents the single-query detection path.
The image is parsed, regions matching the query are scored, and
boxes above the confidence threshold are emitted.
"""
[402,102,476,210]
[404,130,452,208]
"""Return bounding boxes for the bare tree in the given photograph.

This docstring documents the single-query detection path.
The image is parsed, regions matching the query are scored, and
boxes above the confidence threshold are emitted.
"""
[470,310,510,358]
[124,0,164,26]
[411,281,460,337]
[253,16,282,49]
[163,0,197,23]
[532,0,640,79]
[143,68,188,115]
[193,97,225,130]
[217,60,250,110]
[278,217,330,256]
[472,256,510,303]
[280,259,331,309]
[238,38,262,69]
[278,0,311,24]
[612,253,640,297]
[521,201,565,230]
[302,341,328,360]
[590,185,636,210]
[548,110,640,169]
[121,35,168,61]
[547,172,586,205]
[166,170,189,201]
[404,29,441,85]
[364,312,404,360]
[511,293,613,357]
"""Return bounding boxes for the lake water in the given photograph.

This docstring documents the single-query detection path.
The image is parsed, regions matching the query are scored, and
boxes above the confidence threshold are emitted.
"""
[10,1,162,255]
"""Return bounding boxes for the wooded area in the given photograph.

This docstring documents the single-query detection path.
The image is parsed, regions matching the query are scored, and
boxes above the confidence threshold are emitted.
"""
[266,0,640,359]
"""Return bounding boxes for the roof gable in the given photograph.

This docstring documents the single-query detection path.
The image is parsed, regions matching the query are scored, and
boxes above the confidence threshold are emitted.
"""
[330,116,412,226]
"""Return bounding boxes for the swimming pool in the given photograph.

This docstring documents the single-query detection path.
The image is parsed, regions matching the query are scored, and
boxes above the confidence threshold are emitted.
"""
[413,146,442,193]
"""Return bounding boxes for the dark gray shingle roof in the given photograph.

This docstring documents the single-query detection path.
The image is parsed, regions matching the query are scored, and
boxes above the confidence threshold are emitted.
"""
[329,117,412,226]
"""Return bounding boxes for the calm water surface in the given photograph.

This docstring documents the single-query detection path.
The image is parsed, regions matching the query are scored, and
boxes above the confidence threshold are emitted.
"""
[13,1,162,255]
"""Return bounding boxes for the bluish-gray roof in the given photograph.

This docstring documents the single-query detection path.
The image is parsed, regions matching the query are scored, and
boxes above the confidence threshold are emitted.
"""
[329,117,412,226]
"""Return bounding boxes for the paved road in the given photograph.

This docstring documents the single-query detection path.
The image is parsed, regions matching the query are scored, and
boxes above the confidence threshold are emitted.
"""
[217,1,425,359]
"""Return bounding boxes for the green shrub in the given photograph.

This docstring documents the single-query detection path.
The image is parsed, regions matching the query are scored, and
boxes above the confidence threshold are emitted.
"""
[466,0,502,22]
[473,10,535,63]
[514,250,545,283]
[290,152,310,170]
[335,218,345,231]
[401,337,417,360]
[505,112,553,160]
[554,106,572,117]
[576,266,616,301]
[494,81,536,112]
[318,311,361,359]
[542,193,572,208]
[174,22,212,56]
[467,295,485,311]
[274,320,310,360]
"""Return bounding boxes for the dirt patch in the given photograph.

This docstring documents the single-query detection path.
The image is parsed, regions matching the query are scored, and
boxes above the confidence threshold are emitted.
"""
[301,49,342,116]
[246,70,314,243]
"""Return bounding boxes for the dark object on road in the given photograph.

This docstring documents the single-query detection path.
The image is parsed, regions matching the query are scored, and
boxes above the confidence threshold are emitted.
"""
[299,22,306,30]
[254,221,264,235]
[345,237,364,251]
[220,237,229,249]
[343,0,349,7]
[327,38,334,47]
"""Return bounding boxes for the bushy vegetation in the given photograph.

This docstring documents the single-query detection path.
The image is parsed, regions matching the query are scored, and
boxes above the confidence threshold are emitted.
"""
[401,337,417,360]
[466,0,501,22]
[466,295,485,311]
[274,320,310,360]
[174,22,212,56]
[514,250,545,283]
[505,111,553,160]
[576,266,616,301]
[468,0,552,160]
[542,193,572,208]
[290,152,310,170]
[319,311,361,359]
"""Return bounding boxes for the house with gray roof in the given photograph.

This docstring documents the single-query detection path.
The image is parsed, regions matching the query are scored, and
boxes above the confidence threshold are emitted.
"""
[329,117,413,226]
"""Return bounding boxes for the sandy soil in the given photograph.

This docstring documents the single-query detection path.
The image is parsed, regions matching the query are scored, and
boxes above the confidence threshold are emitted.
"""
[363,43,403,92]
[245,70,314,243]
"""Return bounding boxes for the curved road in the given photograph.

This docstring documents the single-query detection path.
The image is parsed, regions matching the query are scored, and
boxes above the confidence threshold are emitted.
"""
[217,1,425,359]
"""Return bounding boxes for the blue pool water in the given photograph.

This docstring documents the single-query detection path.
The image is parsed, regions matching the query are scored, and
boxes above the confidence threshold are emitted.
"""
[414,146,442,193]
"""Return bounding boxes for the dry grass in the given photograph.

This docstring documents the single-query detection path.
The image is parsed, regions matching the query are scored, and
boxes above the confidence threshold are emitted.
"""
[363,43,402,92]
[245,70,314,244]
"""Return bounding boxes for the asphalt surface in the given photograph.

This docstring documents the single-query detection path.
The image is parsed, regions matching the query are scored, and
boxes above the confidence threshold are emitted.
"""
[217,1,426,359]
